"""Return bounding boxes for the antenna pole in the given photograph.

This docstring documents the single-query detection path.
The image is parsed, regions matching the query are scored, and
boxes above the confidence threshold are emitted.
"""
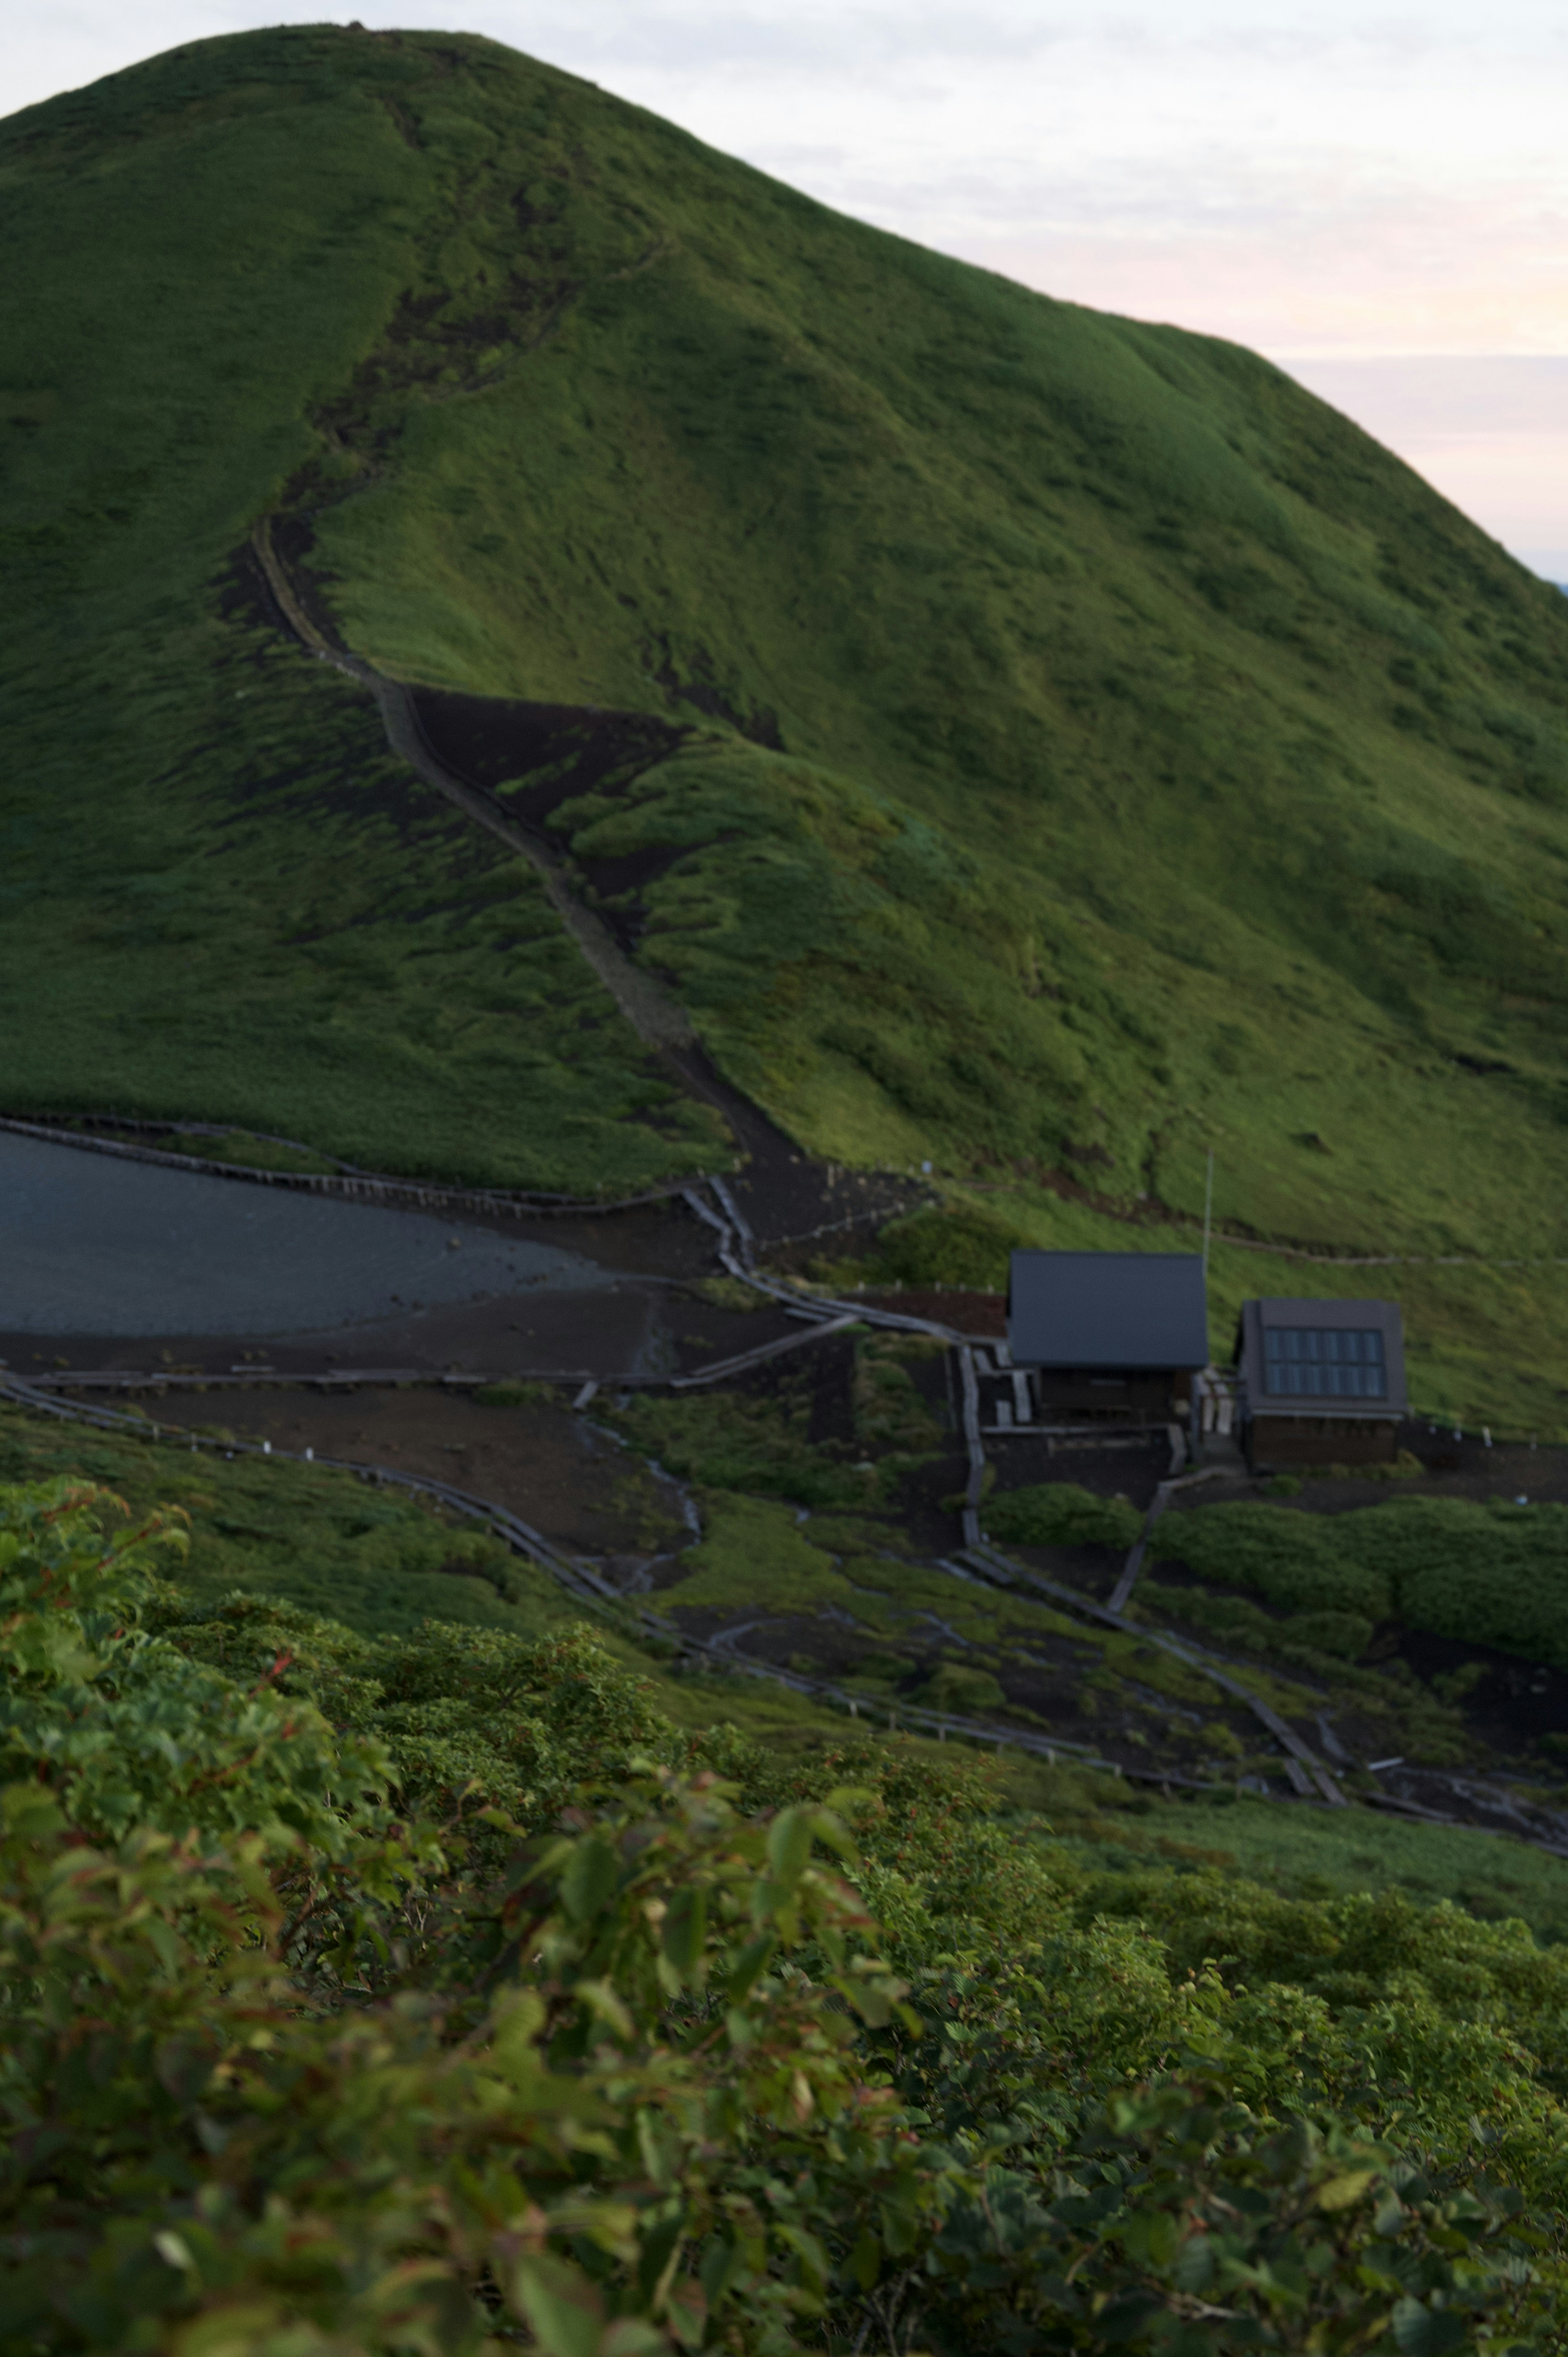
[1201,1148,1214,1282]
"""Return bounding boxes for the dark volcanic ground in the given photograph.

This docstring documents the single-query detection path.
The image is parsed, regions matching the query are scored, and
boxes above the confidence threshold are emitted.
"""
[1,1281,806,1387]
[145,1382,693,1563]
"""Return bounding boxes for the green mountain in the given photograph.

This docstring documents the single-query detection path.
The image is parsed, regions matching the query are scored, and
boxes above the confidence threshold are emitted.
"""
[7,25,1568,1400]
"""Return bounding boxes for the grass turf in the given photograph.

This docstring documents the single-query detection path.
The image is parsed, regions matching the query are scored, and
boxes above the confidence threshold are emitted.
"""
[1032,1778,1568,1948]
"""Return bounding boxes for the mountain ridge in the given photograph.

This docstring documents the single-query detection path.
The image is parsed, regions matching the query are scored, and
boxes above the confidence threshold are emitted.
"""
[6,23,1568,1414]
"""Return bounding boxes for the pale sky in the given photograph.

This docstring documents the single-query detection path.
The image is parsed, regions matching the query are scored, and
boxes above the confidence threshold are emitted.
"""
[7,3,1566,577]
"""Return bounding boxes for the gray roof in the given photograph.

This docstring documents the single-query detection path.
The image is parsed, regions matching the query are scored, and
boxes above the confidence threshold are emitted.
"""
[1007,1250,1209,1370]
[1237,1296,1407,1420]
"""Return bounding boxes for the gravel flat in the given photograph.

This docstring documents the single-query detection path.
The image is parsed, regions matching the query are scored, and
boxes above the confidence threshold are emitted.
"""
[0,1133,619,1336]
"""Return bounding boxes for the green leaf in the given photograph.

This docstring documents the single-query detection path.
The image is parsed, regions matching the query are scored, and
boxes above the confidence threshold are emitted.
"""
[700,2236,739,2307]
[803,1804,858,1863]
[636,2107,682,2193]
[1392,2299,1470,2357]
[766,1806,815,1884]
[666,2278,708,2350]
[661,1884,707,1977]
[1098,2291,1167,2343]
[726,1930,775,2002]
[508,2254,607,2357]
[154,2030,218,2103]
[490,1987,548,2079]
[562,1834,621,1922]
[1120,2208,1182,2270]
[775,2221,830,2293]
[601,2323,668,2357]
[822,1784,878,1818]
[1174,2232,1216,2294]
[1319,2168,1381,2212]
[576,1976,635,2041]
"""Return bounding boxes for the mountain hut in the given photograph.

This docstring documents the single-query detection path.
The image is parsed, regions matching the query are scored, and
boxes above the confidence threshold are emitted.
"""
[1006,1250,1209,1428]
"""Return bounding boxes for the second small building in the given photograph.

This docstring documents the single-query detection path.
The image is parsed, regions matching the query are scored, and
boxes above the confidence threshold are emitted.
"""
[1236,1296,1407,1467]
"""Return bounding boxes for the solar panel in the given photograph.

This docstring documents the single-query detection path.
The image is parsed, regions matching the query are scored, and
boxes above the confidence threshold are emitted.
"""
[1262,1325,1387,1399]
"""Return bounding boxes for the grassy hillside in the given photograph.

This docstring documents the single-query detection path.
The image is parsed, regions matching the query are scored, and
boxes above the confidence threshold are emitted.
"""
[7,23,1568,1264]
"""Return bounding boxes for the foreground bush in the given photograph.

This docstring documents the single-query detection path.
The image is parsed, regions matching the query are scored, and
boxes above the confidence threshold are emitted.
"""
[1,1478,1565,2355]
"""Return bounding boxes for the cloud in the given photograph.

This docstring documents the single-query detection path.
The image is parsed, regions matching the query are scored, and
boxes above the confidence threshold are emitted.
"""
[948,184,1568,360]
[1276,359,1568,573]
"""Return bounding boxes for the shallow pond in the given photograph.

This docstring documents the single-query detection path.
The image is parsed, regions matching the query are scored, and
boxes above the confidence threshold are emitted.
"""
[0,1133,618,1336]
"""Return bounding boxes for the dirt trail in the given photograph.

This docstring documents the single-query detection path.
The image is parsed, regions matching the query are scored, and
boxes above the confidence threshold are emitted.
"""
[252,519,693,1053]
[247,519,922,1253]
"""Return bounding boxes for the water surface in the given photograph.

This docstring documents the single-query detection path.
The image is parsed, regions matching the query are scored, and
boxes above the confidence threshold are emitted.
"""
[0,1133,616,1336]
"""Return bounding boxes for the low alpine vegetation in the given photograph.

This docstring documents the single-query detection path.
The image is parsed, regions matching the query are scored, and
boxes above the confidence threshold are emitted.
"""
[3,1476,1566,2353]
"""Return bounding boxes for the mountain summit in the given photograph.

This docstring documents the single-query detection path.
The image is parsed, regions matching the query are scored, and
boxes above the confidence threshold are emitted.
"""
[5,24,1568,1269]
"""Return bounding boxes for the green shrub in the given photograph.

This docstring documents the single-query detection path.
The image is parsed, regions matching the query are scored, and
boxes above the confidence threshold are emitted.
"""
[917,1661,1008,1716]
[7,1745,1559,2357]
[861,1204,1022,1292]
[0,1754,926,2351]
[1154,1501,1394,1618]
[1143,1581,1283,1650]
[853,1650,921,1688]
[0,1404,574,1641]
[988,1481,1144,1551]
[5,1475,1568,2353]
[691,1276,770,1313]
[0,1480,392,1856]
[472,1378,561,1407]
[610,1388,863,1507]
[1160,1494,1568,1668]
[1284,1608,1375,1660]
[1141,1583,1373,1671]
[930,2076,1564,2357]
[1343,1495,1568,1667]
[854,1333,947,1456]
[158,1589,690,1843]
